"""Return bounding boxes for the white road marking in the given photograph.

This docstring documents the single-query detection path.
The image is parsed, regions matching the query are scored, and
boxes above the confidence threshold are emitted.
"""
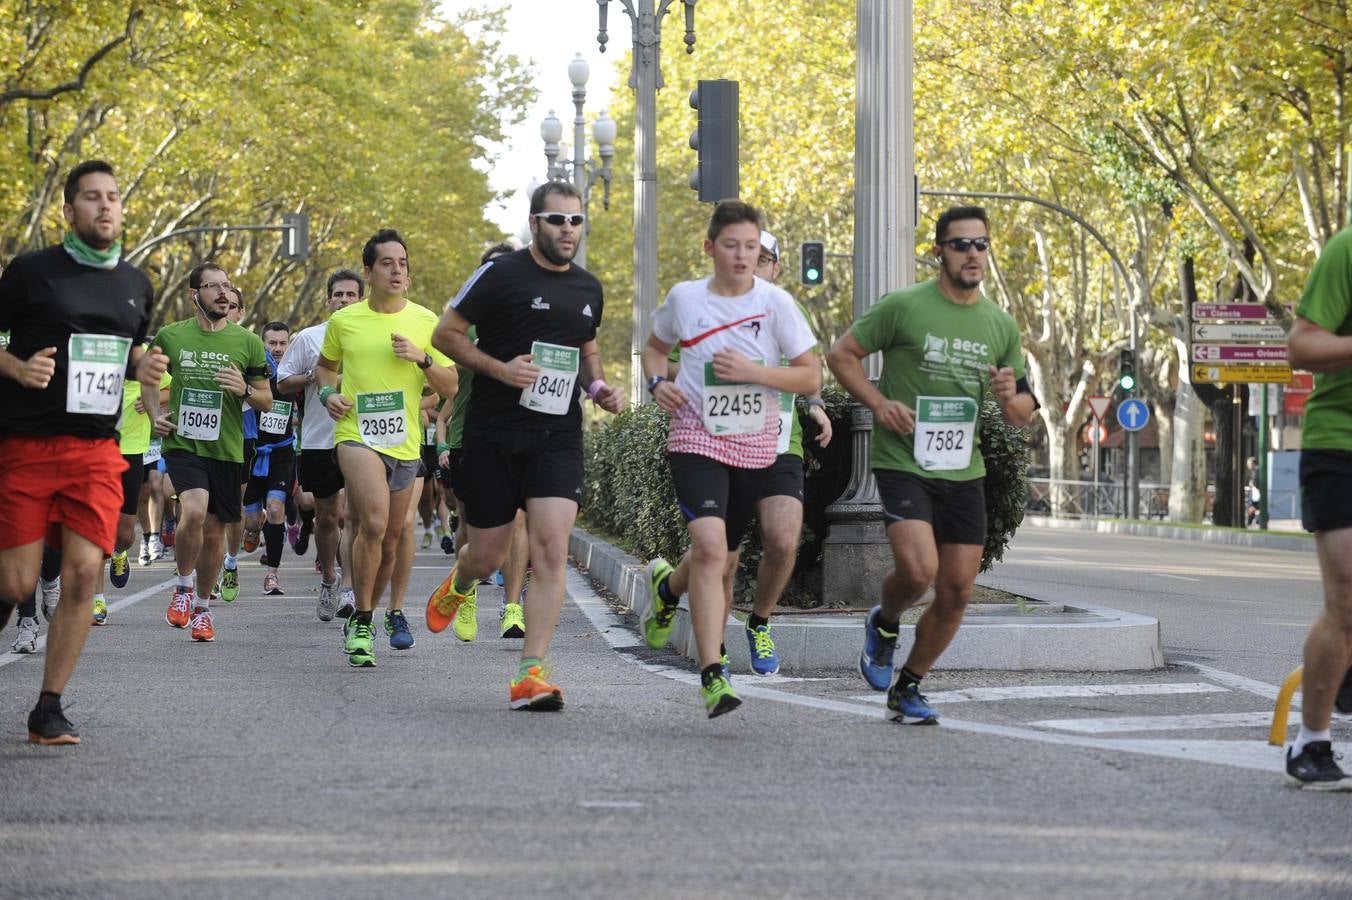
[568,572,1289,774]
[847,682,1230,705]
[0,577,177,671]
[1039,556,1073,563]
[1156,573,1202,582]
[1030,712,1280,733]
[578,800,643,809]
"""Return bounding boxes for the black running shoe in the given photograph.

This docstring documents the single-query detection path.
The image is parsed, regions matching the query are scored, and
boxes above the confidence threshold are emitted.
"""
[27,703,80,746]
[295,521,312,557]
[1335,666,1352,716]
[1285,741,1352,791]
[0,600,12,632]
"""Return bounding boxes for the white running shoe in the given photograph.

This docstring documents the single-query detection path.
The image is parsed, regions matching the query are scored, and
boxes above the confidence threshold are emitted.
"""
[148,536,165,561]
[39,578,60,621]
[316,583,339,622]
[11,616,39,654]
[138,542,152,567]
[335,587,356,620]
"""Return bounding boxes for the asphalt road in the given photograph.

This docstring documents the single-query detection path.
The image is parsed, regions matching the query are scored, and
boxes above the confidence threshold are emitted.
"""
[0,527,1348,899]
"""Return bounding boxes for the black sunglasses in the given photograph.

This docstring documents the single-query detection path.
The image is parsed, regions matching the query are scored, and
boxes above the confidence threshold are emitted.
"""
[535,213,585,227]
[940,237,991,253]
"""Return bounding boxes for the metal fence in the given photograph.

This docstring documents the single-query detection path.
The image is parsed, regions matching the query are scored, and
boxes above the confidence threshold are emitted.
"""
[1026,478,1173,519]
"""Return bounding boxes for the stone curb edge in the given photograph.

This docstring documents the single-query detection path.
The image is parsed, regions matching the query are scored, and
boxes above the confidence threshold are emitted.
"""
[1024,516,1314,551]
[569,527,1164,673]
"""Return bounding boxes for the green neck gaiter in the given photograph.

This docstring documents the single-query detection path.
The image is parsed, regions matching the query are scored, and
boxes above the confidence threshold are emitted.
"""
[62,230,122,269]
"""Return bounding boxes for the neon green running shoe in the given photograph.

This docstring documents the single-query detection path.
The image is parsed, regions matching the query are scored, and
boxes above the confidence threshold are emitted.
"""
[345,619,375,667]
[500,601,525,639]
[91,596,108,626]
[701,674,741,719]
[220,567,239,603]
[453,594,478,642]
[641,558,677,649]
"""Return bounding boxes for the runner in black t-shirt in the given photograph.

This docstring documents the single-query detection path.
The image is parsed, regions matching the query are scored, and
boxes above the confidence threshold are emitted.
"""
[244,321,298,596]
[427,181,624,711]
[0,160,167,745]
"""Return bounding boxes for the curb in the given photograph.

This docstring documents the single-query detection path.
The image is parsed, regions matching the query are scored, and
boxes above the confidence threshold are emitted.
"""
[570,527,1163,674]
[1024,516,1315,552]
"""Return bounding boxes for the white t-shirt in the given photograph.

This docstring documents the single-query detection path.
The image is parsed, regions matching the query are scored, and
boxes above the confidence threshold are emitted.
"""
[652,276,816,468]
[275,322,336,451]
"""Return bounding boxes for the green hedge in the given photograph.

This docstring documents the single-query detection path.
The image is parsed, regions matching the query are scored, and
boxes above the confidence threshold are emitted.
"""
[581,385,1029,606]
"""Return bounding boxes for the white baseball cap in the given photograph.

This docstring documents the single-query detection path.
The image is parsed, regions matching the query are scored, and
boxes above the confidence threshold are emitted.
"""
[759,230,780,262]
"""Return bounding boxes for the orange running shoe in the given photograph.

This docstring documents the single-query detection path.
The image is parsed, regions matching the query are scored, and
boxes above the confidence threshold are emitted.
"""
[509,665,564,711]
[190,607,215,642]
[166,587,193,628]
[426,564,475,634]
[242,528,260,554]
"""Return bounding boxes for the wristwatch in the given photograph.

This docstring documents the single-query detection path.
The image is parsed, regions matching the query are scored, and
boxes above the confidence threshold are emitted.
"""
[417,353,433,370]
[645,374,666,395]
[244,383,254,399]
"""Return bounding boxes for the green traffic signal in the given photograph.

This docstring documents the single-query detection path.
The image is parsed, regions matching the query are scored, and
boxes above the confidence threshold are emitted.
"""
[805,266,820,282]
[1119,372,1136,392]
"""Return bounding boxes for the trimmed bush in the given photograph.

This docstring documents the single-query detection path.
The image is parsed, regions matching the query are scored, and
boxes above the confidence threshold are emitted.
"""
[580,386,1029,606]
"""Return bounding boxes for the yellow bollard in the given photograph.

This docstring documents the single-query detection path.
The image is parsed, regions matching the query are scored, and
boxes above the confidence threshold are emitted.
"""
[1269,665,1303,747]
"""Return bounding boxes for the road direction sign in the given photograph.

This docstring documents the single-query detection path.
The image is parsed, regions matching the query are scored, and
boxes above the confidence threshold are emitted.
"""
[1192,364,1294,384]
[1191,302,1289,321]
[1190,322,1287,342]
[1116,398,1150,432]
[1191,343,1288,363]
[1087,395,1111,422]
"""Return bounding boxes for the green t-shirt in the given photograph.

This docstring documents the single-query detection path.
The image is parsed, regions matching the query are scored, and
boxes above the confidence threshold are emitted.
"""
[320,299,451,461]
[850,280,1025,481]
[117,347,172,455]
[447,325,475,450]
[1296,227,1352,450]
[0,331,8,351]
[153,319,269,463]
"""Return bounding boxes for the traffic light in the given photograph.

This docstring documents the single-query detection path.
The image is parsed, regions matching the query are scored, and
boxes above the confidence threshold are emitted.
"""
[281,212,309,262]
[1118,348,1136,393]
[800,241,825,286]
[688,79,739,202]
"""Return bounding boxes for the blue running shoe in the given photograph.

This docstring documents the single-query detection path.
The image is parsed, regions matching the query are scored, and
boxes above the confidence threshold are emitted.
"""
[859,605,898,691]
[745,623,780,676]
[385,609,415,650]
[887,677,939,724]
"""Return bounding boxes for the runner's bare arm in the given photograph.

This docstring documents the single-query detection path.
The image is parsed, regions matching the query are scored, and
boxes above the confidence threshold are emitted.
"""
[642,335,688,412]
[315,355,352,421]
[827,331,915,435]
[0,345,56,388]
[421,362,458,401]
[579,339,624,413]
[712,348,820,396]
[432,305,535,388]
[1289,316,1352,372]
[989,365,1035,427]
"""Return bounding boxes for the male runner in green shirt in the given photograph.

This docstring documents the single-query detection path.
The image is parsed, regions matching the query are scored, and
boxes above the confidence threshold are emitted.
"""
[828,206,1036,724]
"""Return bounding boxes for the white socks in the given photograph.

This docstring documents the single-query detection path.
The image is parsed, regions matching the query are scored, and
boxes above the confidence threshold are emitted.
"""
[1293,726,1331,755]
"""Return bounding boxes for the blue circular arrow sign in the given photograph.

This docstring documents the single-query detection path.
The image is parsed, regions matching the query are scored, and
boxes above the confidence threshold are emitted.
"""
[1116,398,1150,432]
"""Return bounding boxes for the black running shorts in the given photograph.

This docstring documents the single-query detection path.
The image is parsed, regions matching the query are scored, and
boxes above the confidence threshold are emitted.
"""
[1301,449,1352,533]
[875,468,986,546]
[297,449,344,500]
[669,452,780,551]
[458,427,583,529]
[164,450,244,523]
[119,453,148,516]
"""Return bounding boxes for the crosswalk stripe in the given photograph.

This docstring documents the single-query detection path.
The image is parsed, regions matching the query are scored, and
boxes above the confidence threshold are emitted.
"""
[1030,712,1280,734]
[847,681,1230,705]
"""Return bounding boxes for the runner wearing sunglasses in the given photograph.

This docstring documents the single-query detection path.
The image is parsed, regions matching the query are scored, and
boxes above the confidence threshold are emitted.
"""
[826,205,1037,724]
[427,181,624,711]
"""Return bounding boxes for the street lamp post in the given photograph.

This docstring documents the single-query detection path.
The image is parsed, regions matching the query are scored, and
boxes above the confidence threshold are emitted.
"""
[821,0,915,605]
[596,0,699,405]
[539,54,616,272]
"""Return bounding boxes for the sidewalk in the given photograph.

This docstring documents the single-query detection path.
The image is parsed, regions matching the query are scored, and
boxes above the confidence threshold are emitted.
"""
[1024,516,1314,551]
[569,528,1162,675]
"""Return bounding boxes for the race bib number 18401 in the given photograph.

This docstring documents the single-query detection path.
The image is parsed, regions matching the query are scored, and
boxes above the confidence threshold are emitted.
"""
[519,341,579,415]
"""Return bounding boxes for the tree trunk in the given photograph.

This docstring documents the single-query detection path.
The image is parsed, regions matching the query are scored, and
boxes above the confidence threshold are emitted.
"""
[1169,257,1207,521]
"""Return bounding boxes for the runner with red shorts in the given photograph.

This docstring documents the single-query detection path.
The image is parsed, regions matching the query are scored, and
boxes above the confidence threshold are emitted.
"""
[0,160,165,745]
